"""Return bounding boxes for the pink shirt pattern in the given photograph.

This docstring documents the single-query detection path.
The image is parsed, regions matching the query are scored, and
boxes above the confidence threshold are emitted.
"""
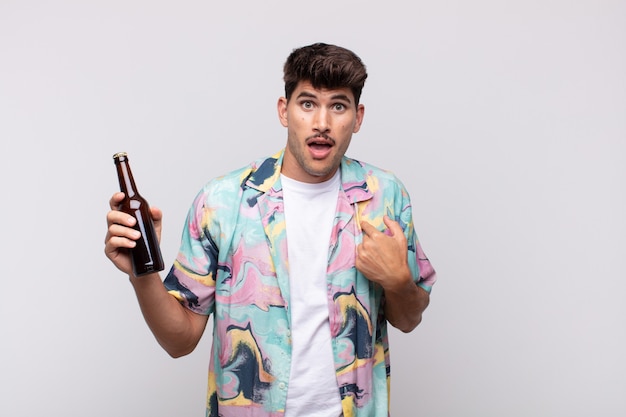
[164,149,437,417]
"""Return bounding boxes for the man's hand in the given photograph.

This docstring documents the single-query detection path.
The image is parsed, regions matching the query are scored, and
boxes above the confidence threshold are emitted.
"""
[104,192,207,357]
[356,215,429,332]
[104,191,163,276]
[356,215,413,291]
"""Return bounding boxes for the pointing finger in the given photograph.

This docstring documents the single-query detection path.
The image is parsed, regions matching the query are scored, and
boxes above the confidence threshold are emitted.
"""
[360,220,379,237]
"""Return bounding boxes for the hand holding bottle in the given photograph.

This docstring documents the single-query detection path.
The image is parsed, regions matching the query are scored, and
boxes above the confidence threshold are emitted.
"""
[105,152,165,277]
[105,191,164,277]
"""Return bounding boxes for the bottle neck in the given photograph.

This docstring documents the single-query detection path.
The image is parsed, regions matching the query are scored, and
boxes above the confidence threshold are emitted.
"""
[115,156,138,198]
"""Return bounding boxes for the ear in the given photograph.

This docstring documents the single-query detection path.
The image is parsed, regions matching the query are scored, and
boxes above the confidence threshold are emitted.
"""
[277,97,288,127]
[353,103,365,133]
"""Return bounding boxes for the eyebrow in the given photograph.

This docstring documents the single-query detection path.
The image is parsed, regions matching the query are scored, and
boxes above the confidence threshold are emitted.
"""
[296,91,353,104]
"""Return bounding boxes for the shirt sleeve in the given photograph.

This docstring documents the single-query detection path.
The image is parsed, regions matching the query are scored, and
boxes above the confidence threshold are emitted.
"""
[163,187,218,315]
[414,240,437,293]
[395,180,437,293]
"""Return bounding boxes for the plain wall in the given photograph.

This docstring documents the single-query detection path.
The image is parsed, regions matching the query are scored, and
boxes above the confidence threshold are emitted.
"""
[1,1,625,416]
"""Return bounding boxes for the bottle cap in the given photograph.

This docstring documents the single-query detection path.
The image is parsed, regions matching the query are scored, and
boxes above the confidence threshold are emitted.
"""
[113,152,128,160]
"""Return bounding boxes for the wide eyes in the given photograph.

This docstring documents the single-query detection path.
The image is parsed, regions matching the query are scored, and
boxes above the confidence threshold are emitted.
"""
[299,101,347,112]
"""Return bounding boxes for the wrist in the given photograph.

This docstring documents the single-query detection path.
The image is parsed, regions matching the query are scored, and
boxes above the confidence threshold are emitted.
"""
[383,270,415,294]
[128,271,161,286]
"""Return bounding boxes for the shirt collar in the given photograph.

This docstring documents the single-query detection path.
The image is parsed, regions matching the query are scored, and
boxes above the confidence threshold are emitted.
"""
[243,149,373,203]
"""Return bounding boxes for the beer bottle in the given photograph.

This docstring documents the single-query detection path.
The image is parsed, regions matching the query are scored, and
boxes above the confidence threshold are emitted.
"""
[112,152,164,276]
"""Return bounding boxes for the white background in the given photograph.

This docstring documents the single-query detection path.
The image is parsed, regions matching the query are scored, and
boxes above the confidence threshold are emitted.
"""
[1,1,625,416]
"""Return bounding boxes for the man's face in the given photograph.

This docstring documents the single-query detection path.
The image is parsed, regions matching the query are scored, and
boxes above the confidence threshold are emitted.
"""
[278,80,365,183]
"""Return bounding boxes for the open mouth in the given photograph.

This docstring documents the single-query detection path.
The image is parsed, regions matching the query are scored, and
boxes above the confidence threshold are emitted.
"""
[307,135,334,148]
[307,137,334,158]
[309,141,332,150]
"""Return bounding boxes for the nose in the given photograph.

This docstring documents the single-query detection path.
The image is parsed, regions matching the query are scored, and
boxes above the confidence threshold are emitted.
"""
[313,107,330,134]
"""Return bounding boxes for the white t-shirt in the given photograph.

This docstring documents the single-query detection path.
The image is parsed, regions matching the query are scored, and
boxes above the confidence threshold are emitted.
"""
[281,171,343,417]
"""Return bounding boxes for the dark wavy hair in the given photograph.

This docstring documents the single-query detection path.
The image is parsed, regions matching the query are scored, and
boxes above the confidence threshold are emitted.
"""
[283,43,368,105]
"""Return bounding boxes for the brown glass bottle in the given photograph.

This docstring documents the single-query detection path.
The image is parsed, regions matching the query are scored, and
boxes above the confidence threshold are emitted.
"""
[113,152,164,276]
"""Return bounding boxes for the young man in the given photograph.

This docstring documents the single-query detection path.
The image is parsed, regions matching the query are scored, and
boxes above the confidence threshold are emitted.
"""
[105,42,436,417]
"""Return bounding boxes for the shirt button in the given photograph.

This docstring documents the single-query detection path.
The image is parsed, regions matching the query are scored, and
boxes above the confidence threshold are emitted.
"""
[278,382,286,390]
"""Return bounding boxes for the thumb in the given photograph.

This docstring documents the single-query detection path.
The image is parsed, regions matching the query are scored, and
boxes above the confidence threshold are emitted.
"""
[150,205,163,222]
[383,215,405,242]
[150,206,163,242]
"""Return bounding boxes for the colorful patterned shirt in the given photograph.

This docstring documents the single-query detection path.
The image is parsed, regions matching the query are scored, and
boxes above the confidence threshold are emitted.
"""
[163,149,437,417]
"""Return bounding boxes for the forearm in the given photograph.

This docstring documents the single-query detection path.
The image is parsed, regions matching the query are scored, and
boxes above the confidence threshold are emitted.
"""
[383,280,430,333]
[129,273,207,357]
